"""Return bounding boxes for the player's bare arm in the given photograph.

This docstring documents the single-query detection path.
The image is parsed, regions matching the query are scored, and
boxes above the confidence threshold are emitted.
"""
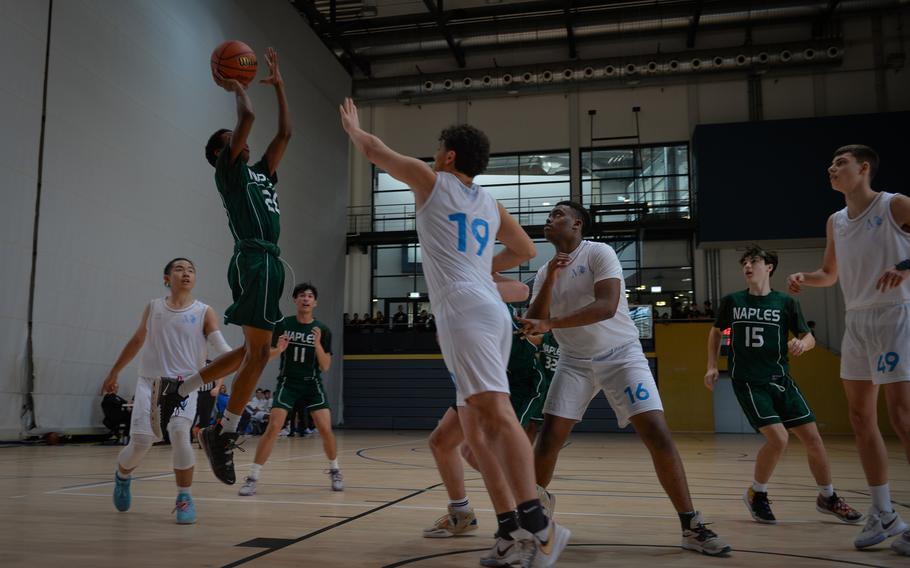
[876,194,910,292]
[213,68,255,165]
[339,97,436,205]
[492,203,536,273]
[520,277,620,335]
[788,214,838,293]
[493,272,530,304]
[260,47,291,176]
[313,327,331,372]
[268,334,290,360]
[704,327,723,391]
[101,304,150,394]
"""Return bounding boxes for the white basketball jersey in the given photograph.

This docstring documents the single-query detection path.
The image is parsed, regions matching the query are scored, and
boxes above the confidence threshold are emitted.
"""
[531,240,640,359]
[138,298,208,378]
[416,172,501,300]
[833,192,910,311]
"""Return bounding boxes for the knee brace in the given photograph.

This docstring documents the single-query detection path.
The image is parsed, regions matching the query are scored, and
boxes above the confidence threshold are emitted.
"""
[117,433,155,471]
[167,417,196,470]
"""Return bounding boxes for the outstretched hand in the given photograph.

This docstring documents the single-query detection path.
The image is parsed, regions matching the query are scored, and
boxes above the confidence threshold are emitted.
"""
[276,334,290,353]
[875,266,909,292]
[212,67,245,93]
[259,47,283,86]
[517,317,552,336]
[786,272,805,294]
[339,97,361,134]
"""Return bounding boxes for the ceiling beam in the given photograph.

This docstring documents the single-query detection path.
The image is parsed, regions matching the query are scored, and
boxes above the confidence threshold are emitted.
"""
[422,0,466,68]
[686,0,703,48]
[291,0,372,76]
[564,0,577,59]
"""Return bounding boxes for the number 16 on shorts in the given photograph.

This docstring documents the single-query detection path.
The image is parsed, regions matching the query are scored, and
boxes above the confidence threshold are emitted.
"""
[624,382,650,404]
[877,351,901,374]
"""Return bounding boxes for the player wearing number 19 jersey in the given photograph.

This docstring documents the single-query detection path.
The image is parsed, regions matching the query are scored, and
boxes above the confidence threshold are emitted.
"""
[709,247,861,526]
[341,96,569,567]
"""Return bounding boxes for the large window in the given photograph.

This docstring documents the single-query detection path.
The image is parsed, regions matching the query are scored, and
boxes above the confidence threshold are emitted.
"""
[581,143,690,221]
[372,151,570,232]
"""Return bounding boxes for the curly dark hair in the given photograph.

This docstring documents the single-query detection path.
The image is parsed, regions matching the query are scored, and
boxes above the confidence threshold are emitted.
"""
[739,245,779,276]
[439,125,490,177]
[293,282,318,299]
[205,128,231,167]
[555,200,593,236]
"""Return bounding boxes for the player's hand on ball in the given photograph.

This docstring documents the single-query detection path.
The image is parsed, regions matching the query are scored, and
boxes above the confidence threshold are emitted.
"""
[704,368,719,391]
[787,272,805,294]
[788,337,807,357]
[259,47,282,86]
[212,68,244,92]
[518,317,551,335]
[101,372,119,394]
[277,334,290,353]
[875,266,908,292]
[339,97,361,133]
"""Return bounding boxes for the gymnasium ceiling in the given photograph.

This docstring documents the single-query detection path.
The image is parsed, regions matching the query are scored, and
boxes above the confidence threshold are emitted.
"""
[288,0,910,101]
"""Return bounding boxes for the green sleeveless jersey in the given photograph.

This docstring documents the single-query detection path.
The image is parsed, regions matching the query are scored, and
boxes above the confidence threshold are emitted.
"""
[540,332,560,380]
[214,151,281,245]
[274,317,332,381]
[506,306,541,381]
[714,290,810,384]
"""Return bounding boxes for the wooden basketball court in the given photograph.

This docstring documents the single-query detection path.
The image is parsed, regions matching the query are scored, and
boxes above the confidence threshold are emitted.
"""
[1,431,906,567]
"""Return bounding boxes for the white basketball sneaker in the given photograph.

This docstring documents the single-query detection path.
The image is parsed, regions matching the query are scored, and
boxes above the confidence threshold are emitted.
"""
[855,508,908,549]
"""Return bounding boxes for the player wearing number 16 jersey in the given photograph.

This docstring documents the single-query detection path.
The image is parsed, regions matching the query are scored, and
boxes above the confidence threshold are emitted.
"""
[707,246,861,526]
[519,202,730,556]
[340,97,569,568]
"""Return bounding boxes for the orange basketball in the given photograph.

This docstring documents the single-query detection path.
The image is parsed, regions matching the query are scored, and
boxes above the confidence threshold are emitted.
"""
[211,40,257,86]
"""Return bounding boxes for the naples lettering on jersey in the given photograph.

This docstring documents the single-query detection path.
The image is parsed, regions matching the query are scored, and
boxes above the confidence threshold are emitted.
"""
[286,330,316,345]
[732,307,781,322]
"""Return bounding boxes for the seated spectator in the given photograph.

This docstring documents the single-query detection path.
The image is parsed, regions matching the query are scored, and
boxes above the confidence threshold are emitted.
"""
[392,305,408,331]
[373,310,387,327]
[702,301,715,318]
[343,312,351,327]
[426,313,436,332]
[350,313,362,326]
[414,309,429,329]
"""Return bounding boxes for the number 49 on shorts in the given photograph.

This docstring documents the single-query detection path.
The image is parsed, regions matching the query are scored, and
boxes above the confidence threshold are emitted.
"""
[624,382,650,404]
[876,351,901,373]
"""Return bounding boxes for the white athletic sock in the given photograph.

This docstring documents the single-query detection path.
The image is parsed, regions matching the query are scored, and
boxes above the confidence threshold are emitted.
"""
[178,372,205,397]
[752,481,768,493]
[329,458,339,470]
[870,483,893,513]
[177,485,191,495]
[221,410,241,433]
[450,497,471,513]
[818,484,834,498]
[249,463,262,480]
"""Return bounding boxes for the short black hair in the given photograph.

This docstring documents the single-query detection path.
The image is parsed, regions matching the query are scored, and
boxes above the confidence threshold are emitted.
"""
[834,144,879,180]
[739,245,779,276]
[164,257,194,276]
[293,282,318,299]
[205,128,231,167]
[439,125,490,177]
[555,200,593,235]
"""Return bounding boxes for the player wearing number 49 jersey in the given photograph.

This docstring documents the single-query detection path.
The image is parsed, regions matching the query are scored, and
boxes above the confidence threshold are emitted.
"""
[519,202,731,556]
[707,246,861,527]
[788,145,910,554]
[341,97,569,568]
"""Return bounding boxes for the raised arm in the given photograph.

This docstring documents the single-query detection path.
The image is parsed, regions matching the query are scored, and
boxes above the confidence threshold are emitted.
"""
[339,97,437,206]
[524,253,570,320]
[213,69,255,165]
[788,214,838,293]
[101,304,150,394]
[260,47,291,176]
[492,203,536,273]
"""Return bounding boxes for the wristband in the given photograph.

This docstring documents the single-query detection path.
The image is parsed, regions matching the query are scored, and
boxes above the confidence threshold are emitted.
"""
[897,259,910,271]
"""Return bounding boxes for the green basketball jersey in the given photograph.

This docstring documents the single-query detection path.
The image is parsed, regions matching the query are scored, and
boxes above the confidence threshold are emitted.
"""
[714,290,810,384]
[540,332,560,380]
[214,151,281,245]
[506,306,541,384]
[273,317,332,381]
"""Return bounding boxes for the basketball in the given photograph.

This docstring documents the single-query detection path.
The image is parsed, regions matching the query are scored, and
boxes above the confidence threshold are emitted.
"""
[211,40,257,86]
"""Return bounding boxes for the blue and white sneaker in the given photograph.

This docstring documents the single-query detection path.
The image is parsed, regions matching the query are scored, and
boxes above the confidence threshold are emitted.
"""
[173,493,196,525]
[113,473,131,512]
[855,508,907,549]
